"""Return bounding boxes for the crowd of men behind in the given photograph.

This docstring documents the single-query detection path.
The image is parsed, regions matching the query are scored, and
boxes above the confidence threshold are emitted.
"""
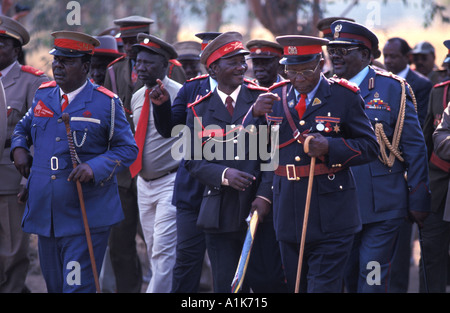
[1,12,450,293]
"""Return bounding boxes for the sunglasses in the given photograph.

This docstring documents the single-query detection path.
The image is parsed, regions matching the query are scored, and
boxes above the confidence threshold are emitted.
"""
[284,60,321,78]
[327,46,360,56]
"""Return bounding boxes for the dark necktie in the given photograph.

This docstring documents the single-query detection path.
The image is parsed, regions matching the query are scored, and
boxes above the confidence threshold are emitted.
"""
[226,96,234,116]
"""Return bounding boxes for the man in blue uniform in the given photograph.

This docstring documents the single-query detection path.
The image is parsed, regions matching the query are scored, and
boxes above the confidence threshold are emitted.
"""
[327,20,430,292]
[10,31,138,293]
[247,35,379,292]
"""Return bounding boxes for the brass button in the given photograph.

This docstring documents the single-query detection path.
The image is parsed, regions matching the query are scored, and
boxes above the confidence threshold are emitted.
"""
[51,175,56,180]
[299,120,305,126]
[234,156,240,160]
[295,156,301,162]
[55,137,60,142]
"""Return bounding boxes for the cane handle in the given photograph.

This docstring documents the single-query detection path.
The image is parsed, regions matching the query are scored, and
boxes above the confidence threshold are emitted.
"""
[304,135,313,154]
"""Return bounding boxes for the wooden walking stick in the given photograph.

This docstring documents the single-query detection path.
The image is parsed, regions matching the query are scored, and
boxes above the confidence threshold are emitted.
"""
[295,135,316,293]
[62,113,101,293]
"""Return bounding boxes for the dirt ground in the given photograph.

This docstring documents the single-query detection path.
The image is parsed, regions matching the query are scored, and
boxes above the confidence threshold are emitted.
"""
[24,232,430,293]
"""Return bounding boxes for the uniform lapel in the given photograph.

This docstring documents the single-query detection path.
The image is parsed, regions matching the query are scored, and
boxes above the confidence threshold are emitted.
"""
[301,77,330,120]
[63,80,92,115]
[359,67,375,100]
[2,62,20,90]
[232,86,253,124]
[210,90,232,124]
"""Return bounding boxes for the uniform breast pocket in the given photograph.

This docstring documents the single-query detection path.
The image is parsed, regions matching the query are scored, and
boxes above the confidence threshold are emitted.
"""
[70,117,104,150]
[31,118,49,147]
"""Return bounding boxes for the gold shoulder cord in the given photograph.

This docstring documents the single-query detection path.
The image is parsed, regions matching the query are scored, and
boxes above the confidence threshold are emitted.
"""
[374,79,417,167]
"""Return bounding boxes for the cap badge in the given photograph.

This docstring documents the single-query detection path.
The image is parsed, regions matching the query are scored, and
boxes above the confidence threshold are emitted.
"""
[334,24,342,39]
[255,48,261,54]
[287,46,297,55]
[143,38,150,44]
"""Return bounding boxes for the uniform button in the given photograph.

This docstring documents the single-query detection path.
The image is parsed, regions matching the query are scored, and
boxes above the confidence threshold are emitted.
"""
[299,120,305,126]
[339,185,343,190]
[207,190,211,195]
[295,156,301,162]
[55,137,60,142]
[233,139,238,144]
[231,124,236,128]
[51,175,56,180]
[57,118,62,123]
[234,156,240,160]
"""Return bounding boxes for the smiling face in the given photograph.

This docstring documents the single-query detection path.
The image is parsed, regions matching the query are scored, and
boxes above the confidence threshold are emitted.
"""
[210,53,248,94]
[328,44,371,80]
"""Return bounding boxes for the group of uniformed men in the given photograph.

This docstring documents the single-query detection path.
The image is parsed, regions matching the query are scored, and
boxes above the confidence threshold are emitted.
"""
[1,12,450,293]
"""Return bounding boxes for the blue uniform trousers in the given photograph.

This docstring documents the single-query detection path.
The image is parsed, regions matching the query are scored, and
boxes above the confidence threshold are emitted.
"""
[344,218,403,293]
[279,233,354,293]
[38,230,110,293]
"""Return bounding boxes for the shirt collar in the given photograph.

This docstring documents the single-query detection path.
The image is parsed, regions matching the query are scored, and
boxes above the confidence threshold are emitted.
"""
[396,64,410,79]
[216,85,241,107]
[349,66,370,87]
[60,80,88,103]
[209,76,218,92]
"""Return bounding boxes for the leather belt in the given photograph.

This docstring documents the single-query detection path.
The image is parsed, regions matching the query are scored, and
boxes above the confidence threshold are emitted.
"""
[142,167,178,182]
[430,152,450,173]
[275,163,342,180]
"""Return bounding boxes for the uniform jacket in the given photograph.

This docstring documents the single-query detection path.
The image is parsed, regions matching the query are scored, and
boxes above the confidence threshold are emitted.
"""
[11,80,138,237]
[423,80,450,213]
[405,68,433,128]
[184,83,272,233]
[432,102,450,220]
[0,80,6,158]
[1,62,48,194]
[244,76,379,243]
[352,66,430,224]
[153,74,213,210]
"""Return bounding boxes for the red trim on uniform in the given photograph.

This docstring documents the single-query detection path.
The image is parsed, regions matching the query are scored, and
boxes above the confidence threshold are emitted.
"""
[250,46,282,57]
[21,65,44,76]
[206,41,244,67]
[96,86,116,98]
[283,45,322,56]
[39,81,57,89]
[94,48,121,55]
[140,41,161,49]
[321,29,332,35]
[169,59,182,67]
[119,25,147,31]
[54,38,95,54]
[201,42,208,51]
[337,33,372,49]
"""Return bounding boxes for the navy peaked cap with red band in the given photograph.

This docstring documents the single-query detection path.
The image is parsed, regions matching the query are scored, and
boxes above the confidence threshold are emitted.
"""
[328,20,379,52]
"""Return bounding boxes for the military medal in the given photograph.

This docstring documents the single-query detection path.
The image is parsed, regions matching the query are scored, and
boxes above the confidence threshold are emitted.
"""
[316,122,325,131]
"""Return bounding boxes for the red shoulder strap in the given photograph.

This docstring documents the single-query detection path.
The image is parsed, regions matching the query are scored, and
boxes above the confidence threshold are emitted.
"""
[21,65,45,76]
[96,86,116,98]
[38,81,57,89]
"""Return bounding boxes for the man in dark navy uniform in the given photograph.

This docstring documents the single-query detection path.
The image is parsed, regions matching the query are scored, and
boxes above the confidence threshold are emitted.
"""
[183,31,286,293]
[11,31,137,292]
[247,35,379,292]
[327,20,430,292]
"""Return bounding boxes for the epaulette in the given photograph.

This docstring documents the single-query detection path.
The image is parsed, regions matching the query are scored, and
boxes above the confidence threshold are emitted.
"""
[433,80,450,88]
[38,81,57,89]
[186,73,209,82]
[96,86,117,98]
[375,69,404,82]
[329,77,359,93]
[169,59,182,67]
[187,91,212,108]
[21,65,45,76]
[268,80,289,92]
[106,55,126,68]
[247,83,268,92]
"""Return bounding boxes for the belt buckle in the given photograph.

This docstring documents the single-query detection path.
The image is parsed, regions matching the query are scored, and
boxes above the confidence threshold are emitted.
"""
[286,164,297,181]
[51,156,59,170]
